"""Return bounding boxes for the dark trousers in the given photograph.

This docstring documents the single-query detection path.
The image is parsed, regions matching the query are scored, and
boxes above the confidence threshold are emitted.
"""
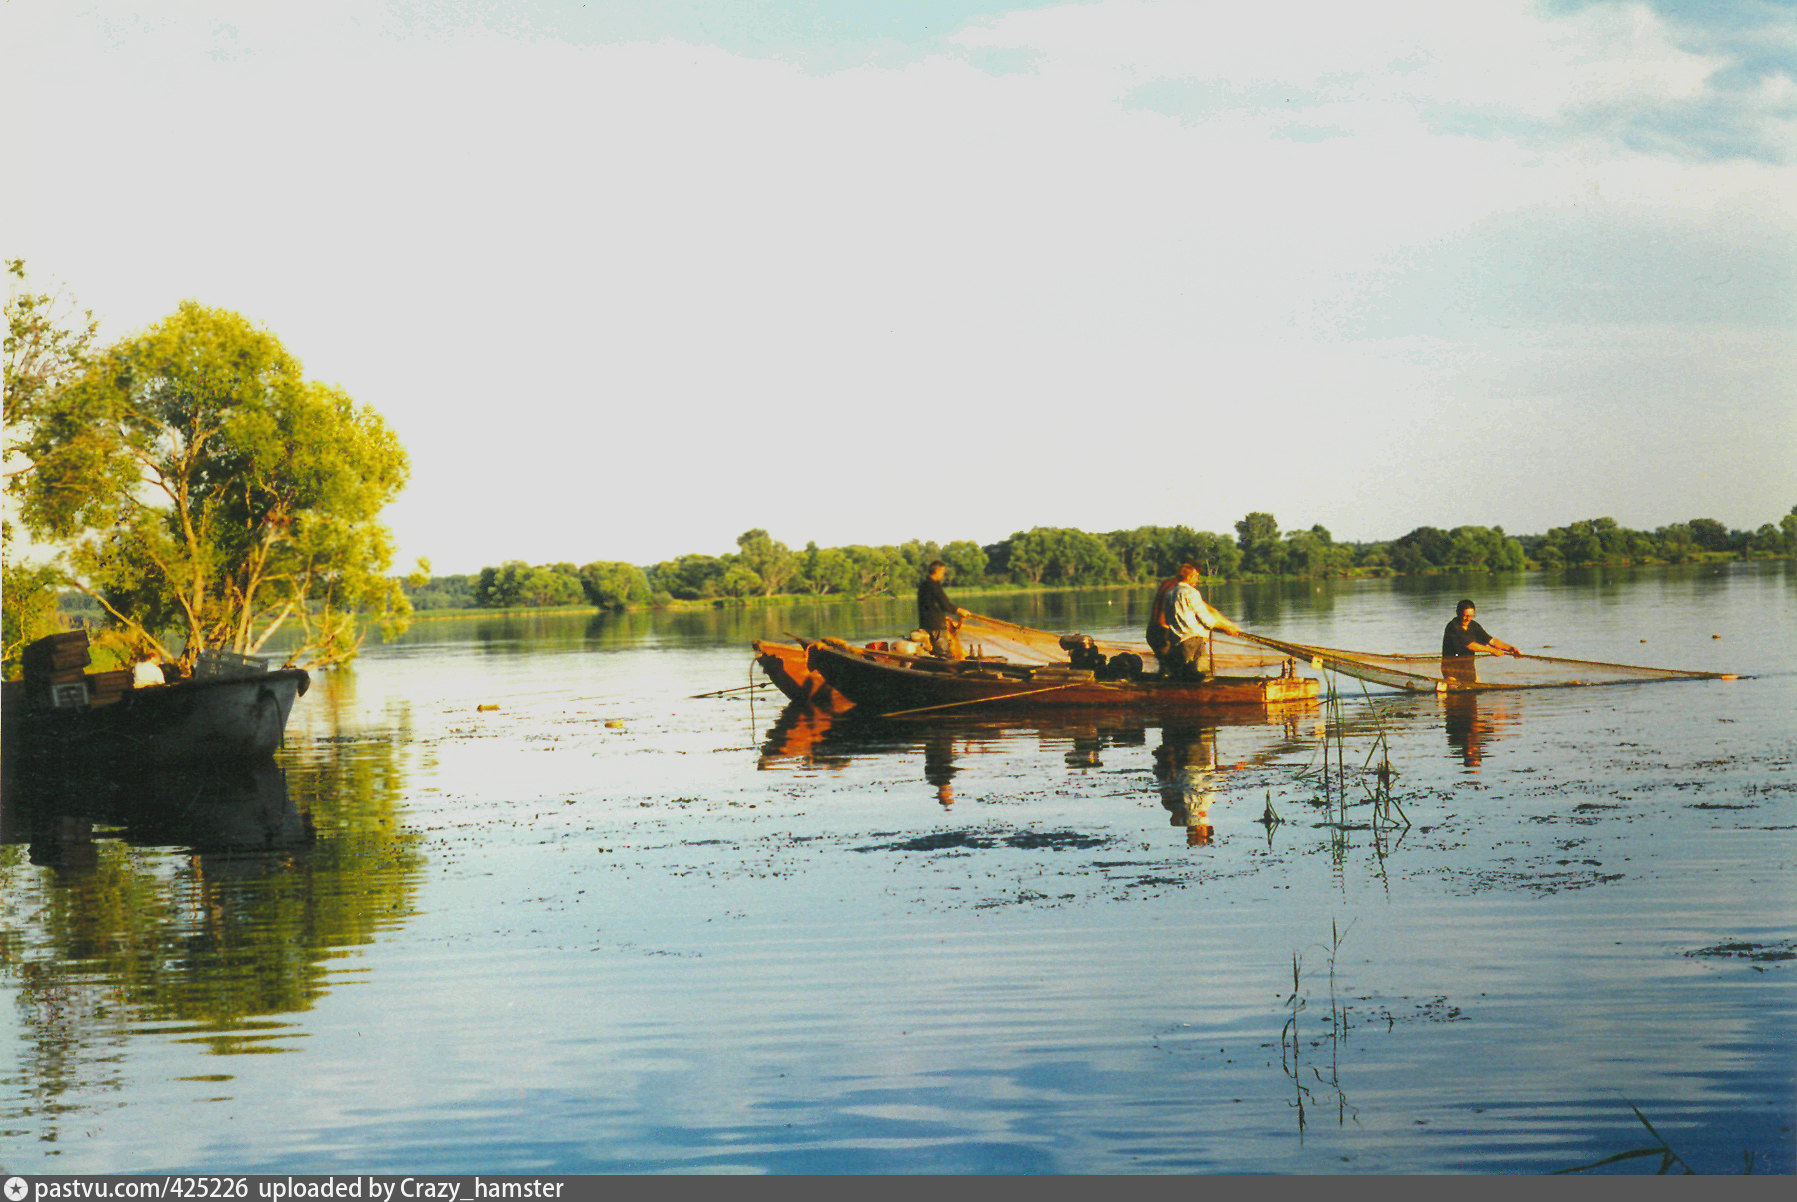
[1158,635,1209,680]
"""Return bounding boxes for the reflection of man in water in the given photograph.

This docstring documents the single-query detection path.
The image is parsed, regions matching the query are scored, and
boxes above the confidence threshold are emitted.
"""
[1442,691,1514,772]
[1442,692,1483,770]
[923,728,958,807]
[1152,723,1218,845]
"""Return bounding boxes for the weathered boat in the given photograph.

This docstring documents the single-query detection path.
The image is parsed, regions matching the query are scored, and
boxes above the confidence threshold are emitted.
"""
[805,637,1318,716]
[752,639,852,711]
[3,636,310,771]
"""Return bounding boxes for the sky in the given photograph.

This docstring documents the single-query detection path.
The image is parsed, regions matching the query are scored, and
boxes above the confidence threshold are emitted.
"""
[3,0,1794,575]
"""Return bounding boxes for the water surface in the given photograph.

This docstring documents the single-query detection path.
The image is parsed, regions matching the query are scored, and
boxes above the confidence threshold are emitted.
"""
[3,563,1792,1173]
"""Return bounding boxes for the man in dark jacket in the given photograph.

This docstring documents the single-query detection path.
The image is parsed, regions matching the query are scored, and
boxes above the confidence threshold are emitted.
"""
[917,561,970,659]
[1442,600,1523,658]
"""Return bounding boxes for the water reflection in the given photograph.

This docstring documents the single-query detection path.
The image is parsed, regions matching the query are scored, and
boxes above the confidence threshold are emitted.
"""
[758,701,1316,842]
[1440,691,1518,773]
[0,740,426,1146]
[1153,723,1221,845]
[4,758,312,866]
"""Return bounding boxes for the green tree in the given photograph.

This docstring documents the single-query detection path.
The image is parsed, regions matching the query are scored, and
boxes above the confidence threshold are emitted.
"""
[4,261,101,675]
[13,301,411,669]
[650,554,727,600]
[736,529,799,597]
[940,539,987,586]
[4,260,99,489]
[579,561,651,611]
[1687,517,1730,552]
[839,544,907,597]
[1389,526,1449,573]
[474,561,583,607]
[404,573,476,610]
[1655,523,1698,563]
[801,541,855,595]
[716,562,763,599]
[1,554,61,677]
[1234,512,1281,574]
[1281,528,1331,576]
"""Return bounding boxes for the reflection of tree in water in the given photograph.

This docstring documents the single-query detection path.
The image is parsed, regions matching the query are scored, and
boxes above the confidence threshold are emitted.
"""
[0,736,424,1146]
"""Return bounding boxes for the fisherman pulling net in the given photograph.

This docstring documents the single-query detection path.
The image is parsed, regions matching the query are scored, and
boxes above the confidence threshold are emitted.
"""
[953,611,1735,694]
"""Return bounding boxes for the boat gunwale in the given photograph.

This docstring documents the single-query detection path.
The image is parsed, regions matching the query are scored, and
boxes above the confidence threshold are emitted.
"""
[805,639,1318,712]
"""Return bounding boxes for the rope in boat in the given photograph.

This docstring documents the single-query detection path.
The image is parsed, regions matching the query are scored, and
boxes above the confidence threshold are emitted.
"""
[878,681,1088,719]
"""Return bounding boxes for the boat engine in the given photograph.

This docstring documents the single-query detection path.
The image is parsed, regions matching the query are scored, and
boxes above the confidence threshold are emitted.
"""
[1100,652,1144,681]
[1058,633,1107,672]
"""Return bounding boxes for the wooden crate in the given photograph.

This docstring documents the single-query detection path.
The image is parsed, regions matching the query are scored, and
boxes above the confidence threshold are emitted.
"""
[87,669,134,707]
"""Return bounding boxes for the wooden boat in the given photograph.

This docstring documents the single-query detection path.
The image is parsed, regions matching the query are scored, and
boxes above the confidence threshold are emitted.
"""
[805,637,1318,716]
[3,636,310,771]
[753,639,852,711]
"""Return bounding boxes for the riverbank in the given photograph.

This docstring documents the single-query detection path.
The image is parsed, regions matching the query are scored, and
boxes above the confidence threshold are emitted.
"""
[401,552,1786,623]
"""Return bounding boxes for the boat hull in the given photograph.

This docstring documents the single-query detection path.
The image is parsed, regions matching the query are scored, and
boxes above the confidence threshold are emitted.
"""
[3,669,311,771]
[753,640,853,711]
[807,641,1317,715]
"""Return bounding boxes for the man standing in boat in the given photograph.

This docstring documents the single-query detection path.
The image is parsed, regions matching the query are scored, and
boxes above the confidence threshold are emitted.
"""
[1153,563,1243,681]
[917,561,971,660]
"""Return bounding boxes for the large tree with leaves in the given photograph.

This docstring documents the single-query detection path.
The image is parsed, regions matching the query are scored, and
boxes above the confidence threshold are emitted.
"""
[13,299,412,669]
[4,260,101,672]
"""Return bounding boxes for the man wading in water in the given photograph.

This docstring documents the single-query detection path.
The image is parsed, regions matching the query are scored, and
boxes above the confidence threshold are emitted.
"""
[1441,599,1523,684]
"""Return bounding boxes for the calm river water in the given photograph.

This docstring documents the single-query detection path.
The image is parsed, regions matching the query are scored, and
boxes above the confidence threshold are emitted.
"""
[3,563,1792,1175]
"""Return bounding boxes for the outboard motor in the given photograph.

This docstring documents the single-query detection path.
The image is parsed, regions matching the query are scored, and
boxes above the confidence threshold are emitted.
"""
[1058,633,1108,673]
[1101,651,1144,681]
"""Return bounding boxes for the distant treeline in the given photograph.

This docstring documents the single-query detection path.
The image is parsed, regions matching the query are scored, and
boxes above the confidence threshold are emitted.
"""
[400,509,1797,612]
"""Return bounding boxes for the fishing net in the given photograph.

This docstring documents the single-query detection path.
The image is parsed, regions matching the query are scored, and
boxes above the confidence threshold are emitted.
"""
[1234,631,1734,692]
[957,612,1288,673]
[956,612,1733,693]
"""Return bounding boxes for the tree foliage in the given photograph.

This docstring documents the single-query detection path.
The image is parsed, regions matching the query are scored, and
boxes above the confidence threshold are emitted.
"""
[474,561,584,608]
[4,259,99,486]
[11,299,411,668]
[423,504,1797,615]
[580,561,652,611]
[4,261,102,672]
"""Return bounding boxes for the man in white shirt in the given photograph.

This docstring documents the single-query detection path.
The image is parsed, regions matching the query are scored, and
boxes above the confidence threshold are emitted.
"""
[1155,563,1243,681]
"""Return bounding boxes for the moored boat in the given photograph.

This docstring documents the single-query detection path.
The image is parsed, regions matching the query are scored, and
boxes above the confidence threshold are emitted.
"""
[805,637,1318,716]
[3,634,310,771]
[752,639,852,711]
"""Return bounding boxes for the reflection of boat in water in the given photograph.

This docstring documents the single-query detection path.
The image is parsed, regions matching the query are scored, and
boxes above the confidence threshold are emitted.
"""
[2,633,310,771]
[2,756,313,867]
[757,702,855,772]
[758,699,1316,841]
[807,637,1318,716]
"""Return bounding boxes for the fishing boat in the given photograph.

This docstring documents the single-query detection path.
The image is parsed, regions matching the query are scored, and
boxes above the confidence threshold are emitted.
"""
[753,605,1734,718]
[805,637,1318,716]
[752,639,851,711]
[2,633,310,771]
